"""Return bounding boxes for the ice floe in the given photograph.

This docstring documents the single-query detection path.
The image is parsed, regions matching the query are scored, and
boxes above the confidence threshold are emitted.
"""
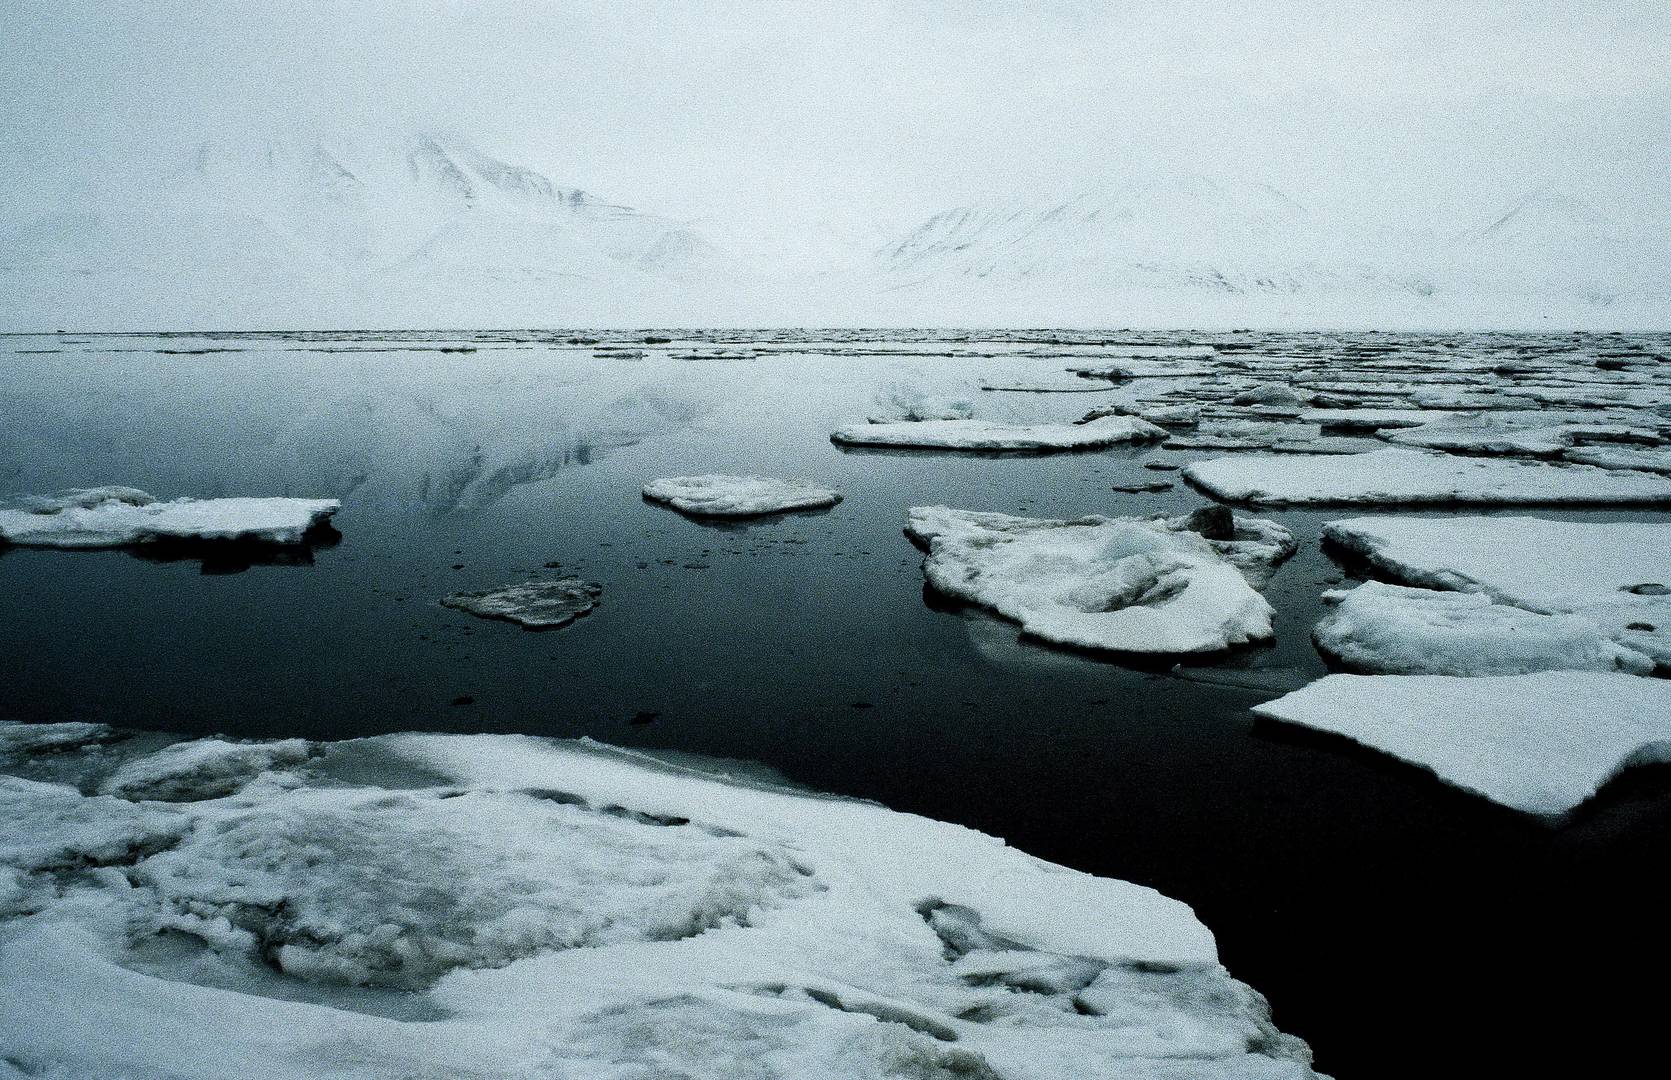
[1252,672,1671,815]
[1313,581,1654,676]
[1184,448,1671,506]
[905,505,1292,655]
[832,415,1166,451]
[1563,446,1671,475]
[0,488,340,548]
[1323,515,1671,668]
[0,724,1322,1078]
[441,577,602,629]
[643,475,842,518]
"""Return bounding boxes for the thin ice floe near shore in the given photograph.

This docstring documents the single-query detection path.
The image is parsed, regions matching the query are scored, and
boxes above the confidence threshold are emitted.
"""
[0,488,341,548]
[905,505,1292,655]
[643,475,842,518]
[832,415,1166,451]
[1252,672,1671,816]
[0,723,1323,1080]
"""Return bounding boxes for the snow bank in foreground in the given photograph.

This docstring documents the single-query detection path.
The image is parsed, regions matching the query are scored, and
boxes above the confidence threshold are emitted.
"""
[643,475,842,518]
[1313,582,1654,676]
[905,506,1291,655]
[1323,516,1671,668]
[832,415,1166,451]
[441,578,602,629]
[1183,448,1671,506]
[0,488,341,548]
[1252,672,1671,816]
[0,723,1321,1079]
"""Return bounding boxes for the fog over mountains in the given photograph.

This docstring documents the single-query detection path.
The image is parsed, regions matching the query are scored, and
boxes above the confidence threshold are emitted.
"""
[1,131,1665,330]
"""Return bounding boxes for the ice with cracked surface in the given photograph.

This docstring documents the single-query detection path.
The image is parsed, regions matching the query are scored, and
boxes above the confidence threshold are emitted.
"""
[441,577,602,629]
[1252,672,1671,816]
[831,415,1166,451]
[0,723,1323,1079]
[0,488,340,548]
[643,475,842,518]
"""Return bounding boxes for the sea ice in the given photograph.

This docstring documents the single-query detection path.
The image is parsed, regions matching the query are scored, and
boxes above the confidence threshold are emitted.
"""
[1183,448,1671,506]
[832,415,1166,451]
[1563,445,1671,475]
[441,577,602,629]
[1252,672,1671,815]
[0,488,341,548]
[905,505,1290,654]
[1312,581,1654,676]
[643,475,841,518]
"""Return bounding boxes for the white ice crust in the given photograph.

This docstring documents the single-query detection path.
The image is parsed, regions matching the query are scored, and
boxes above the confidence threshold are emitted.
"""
[1252,672,1671,815]
[905,506,1291,655]
[0,724,1322,1079]
[832,415,1166,451]
[0,487,340,548]
[1183,448,1671,506]
[643,475,842,518]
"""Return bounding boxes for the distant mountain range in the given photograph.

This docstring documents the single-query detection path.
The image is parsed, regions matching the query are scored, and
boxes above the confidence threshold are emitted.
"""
[1,137,1664,328]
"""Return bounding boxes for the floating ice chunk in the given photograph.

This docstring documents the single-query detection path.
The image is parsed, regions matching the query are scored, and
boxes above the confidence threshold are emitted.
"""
[1165,420,1322,451]
[1252,672,1671,816]
[1079,401,1202,427]
[1184,448,1671,507]
[1323,515,1671,668]
[1563,446,1671,475]
[642,475,841,518]
[905,505,1285,654]
[0,488,340,548]
[1381,418,1659,457]
[1313,581,1653,676]
[1231,383,1308,407]
[832,415,1166,451]
[441,577,601,629]
[99,739,313,802]
[866,382,975,422]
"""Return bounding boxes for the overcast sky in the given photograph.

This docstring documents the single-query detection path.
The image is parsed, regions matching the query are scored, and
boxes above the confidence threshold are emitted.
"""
[5,1,1668,247]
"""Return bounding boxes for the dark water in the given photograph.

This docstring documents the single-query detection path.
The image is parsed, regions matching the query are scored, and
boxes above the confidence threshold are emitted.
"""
[3,329,1670,1079]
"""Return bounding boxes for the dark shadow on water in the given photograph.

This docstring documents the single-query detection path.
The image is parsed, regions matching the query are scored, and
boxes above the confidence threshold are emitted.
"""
[640,497,840,532]
[130,522,341,575]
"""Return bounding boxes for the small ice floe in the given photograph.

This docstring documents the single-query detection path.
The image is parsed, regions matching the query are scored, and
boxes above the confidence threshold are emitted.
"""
[1252,672,1671,816]
[1184,447,1671,507]
[905,505,1291,654]
[0,488,341,548]
[1381,416,1662,458]
[1313,581,1654,676]
[1069,360,1215,380]
[1164,420,1323,451]
[0,726,1322,1078]
[1563,446,1671,475]
[1323,515,1671,668]
[642,475,841,518]
[1231,383,1309,407]
[441,577,601,629]
[1079,402,1201,428]
[831,415,1165,451]
[865,382,975,422]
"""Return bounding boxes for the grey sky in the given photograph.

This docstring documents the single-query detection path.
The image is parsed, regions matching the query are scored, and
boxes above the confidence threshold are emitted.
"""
[5,0,1668,245]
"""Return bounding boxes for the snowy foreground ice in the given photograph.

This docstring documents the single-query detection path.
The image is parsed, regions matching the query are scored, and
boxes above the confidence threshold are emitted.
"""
[441,578,603,629]
[1323,516,1671,669]
[1252,673,1671,816]
[643,475,842,518]
[0,723,1322,1079]
[906,506,1294,655]
[831,415,1166,452]
[0,488,340,548]
[1182,448,1671,507]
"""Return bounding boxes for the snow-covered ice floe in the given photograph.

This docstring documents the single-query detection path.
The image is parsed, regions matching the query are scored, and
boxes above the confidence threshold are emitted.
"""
[1252,672,1671,816]
[643,475,842,518]
[441,577,602,629]
[832,415,1166,452]
[905,505,1294,655]
[0,723,1323,1079]
[0,487,340,548]
[1323,515,1671,669]
[1183,448,1671,507]
[1313,582,1654,676]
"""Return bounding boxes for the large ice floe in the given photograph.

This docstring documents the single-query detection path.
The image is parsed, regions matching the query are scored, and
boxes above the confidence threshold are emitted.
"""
[441,577,602,629]
[1183,448,1671,507]
[0,723,1323,1079]
[643,475,842,518]
[1323,515,1671,669]
[0,487,340,548]
[831,415,1166,452]
[905,505,1294,655]
[1252,672,1671,816]
[1313,582,1655,676]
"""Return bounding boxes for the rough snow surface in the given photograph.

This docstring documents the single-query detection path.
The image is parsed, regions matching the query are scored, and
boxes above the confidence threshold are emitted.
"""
[643,475,841,518]
[0,488,340,548]
[832,415,1166,451]
[905,506,1289,655]
[1313,582,1653,676]
[1184,448,1671,506]
[441,578,602,629]
[1252,672,1671,815]
[0,723,1322,1079]
[1323,515,1671,668]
